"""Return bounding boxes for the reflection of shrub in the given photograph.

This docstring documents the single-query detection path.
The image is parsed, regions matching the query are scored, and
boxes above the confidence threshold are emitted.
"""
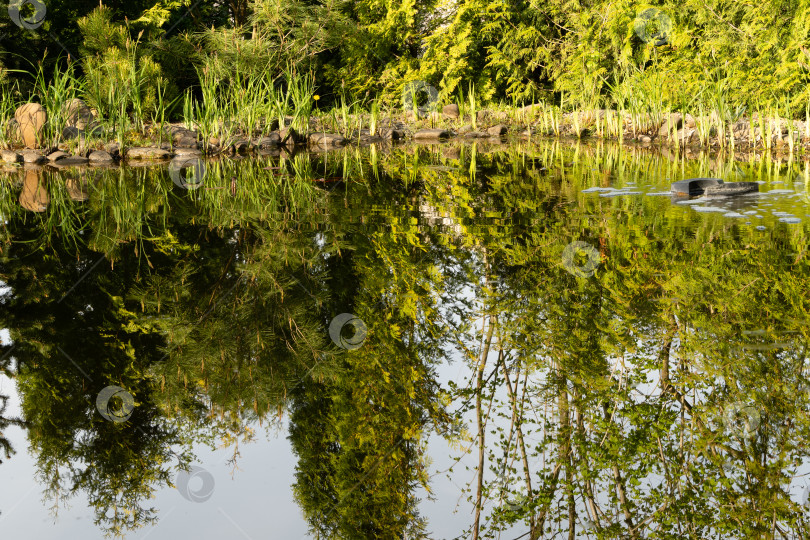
[78,6,177,121]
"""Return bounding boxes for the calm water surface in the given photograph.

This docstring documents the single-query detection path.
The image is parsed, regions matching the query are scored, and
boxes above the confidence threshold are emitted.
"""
[1,140,810,539]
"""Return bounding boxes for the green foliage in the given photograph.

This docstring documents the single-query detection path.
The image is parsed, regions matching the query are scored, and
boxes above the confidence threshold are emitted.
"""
[78,6,177,125]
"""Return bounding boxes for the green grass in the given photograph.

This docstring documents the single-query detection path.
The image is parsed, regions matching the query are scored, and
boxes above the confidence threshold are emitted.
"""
[0,81,20,148]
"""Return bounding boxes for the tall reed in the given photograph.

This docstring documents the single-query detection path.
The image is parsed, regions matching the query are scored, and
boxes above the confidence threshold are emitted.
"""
[468,82,477,131]
[31,59,80,148]
[0,81,19,147]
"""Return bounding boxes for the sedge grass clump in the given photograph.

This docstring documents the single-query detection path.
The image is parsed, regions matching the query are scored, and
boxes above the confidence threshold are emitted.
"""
[468,81,477,131]
[0,79,20,148]
[27,59,81,148]
[369,99,380,136]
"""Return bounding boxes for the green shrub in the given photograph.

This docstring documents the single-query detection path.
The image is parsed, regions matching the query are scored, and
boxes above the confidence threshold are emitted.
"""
[78,6,177,124]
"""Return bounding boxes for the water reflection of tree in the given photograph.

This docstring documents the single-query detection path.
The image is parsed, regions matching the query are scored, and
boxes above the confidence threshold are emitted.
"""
[0,144,809,538]
[0,163,334,535]
[446,153,810,538]
[289,174,456,539]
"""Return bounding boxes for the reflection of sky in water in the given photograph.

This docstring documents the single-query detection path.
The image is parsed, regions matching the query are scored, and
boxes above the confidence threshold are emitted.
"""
[0,371,308,539]
[586,184,810,225]
[0,335,477,539]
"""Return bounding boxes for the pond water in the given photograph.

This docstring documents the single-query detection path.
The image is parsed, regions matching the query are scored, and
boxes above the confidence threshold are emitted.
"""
[1,139,810,539]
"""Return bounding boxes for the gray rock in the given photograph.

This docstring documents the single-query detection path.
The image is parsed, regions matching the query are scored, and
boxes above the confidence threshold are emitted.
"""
[518,103,543,117]
[173,147,202,157]
[105,142,121,157]
[21,151,47,164]
[279,127,305,146]
[705,182,759,196]
[169,126,198,148]
[175,136,198,148]
[46,150,69,162]
[125,147,173,160]
[414,129,452,140]
[62,126,82,140]
[0,150,21,164]
[684,113,696,129]
[232,140,250,153]
[463,131,490,138]
[487,125,508,136]
[442,104,460,119]
[379,128,405,141]
[50,156,90,167]
[657,113,682,137]
[253,133,282,148]
[308,133,347,147]
[88,150,114,162]
[640,135,652,143]
[405,108,429,121]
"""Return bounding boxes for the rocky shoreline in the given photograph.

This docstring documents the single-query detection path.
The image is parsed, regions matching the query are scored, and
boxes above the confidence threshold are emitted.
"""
[5,100,810,171]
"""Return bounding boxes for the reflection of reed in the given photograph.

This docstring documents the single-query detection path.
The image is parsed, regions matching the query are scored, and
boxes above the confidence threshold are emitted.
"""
[2,138,809,256]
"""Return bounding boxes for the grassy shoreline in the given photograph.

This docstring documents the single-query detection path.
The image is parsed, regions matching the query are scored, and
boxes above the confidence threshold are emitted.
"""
[5,62,810,158]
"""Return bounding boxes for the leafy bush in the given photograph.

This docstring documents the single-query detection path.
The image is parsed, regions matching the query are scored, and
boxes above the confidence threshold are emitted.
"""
[78,6,177,122]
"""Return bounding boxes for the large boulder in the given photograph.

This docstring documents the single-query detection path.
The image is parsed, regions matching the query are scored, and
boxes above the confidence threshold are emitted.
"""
[15,103,47,149]
[19,170,49,212]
